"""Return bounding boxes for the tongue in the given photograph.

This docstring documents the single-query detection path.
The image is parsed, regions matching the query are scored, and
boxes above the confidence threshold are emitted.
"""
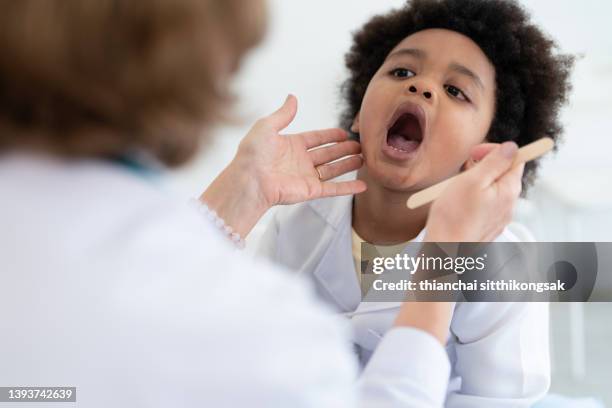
[387,133,420,152]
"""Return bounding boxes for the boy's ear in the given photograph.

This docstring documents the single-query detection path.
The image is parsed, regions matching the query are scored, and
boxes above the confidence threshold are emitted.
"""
[350,112,361,133]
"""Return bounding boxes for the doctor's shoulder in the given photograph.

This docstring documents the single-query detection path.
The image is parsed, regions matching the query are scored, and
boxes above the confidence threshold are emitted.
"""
[88,199,359,406]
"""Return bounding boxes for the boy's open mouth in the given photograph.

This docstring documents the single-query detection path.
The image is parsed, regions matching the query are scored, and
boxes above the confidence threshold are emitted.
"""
[387,113,423,152]
[384,102,426,159]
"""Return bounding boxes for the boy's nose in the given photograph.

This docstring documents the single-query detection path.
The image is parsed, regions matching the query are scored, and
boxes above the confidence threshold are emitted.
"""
[408,85,433,100]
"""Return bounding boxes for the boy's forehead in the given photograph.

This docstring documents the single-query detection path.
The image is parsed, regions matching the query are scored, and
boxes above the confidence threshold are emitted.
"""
[386,28,495,86]
[389,28,490,66]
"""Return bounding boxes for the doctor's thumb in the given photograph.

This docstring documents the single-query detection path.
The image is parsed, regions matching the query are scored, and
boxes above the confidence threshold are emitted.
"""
[470,141,518,187]
[265,94,298,132]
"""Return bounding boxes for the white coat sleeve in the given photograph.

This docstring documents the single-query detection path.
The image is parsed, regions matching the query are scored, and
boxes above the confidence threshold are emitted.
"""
[358,327,451,407]
[445,302,551,408]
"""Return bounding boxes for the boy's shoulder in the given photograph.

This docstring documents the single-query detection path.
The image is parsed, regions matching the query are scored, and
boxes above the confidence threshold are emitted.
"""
[497,222,537,242]
[271,200,536,243]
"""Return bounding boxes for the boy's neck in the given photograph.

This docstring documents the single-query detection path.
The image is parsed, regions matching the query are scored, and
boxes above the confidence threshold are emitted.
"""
[352,168,430,245]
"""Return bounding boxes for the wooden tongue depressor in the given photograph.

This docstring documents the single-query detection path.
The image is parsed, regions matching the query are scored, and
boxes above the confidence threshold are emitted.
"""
[406,137,555,210]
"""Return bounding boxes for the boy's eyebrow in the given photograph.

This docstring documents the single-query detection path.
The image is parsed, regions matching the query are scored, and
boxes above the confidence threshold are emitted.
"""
[386,48,485,91]
[448,63,485,91]
[386,48,425,61]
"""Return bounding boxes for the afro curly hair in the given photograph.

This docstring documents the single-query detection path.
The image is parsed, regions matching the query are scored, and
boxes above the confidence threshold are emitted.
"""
[340,0,574,191]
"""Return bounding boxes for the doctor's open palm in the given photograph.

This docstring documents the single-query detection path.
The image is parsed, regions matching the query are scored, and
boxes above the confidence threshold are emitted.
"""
[235,95,367,207]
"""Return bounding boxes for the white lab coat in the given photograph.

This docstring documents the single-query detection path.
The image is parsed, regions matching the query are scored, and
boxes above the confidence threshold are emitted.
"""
[0,153,453,408]
[256,183,551,407]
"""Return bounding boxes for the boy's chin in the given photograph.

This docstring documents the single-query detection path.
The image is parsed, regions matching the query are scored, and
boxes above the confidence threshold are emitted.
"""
[366,163,426,193]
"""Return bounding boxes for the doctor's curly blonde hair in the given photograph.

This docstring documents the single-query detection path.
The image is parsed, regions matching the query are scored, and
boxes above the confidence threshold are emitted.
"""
[0,0,266,166]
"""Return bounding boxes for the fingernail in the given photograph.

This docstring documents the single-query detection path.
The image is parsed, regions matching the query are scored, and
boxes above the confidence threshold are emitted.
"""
[501,142,518,158]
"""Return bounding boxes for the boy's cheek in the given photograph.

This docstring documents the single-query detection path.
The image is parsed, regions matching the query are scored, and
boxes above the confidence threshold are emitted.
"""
[357,124,384,152]
[422,142,470,175]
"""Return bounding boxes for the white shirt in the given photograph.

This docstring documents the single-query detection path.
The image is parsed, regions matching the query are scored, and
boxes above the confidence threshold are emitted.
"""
[256,185,551,407]
[0,154,451,407]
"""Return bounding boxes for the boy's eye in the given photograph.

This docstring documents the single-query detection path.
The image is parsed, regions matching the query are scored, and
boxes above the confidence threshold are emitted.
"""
[445,85,469,102]
[389,68,415,78]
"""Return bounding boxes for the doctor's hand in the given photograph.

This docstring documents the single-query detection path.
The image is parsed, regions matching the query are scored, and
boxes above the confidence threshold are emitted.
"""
[395,143,523,345]
[201,95,366,239]
[425,141,524,243]
[234,95,367,206]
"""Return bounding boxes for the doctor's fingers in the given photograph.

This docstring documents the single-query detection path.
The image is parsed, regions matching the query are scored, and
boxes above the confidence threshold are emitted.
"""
[495,162,524,203]
[470,143,499,162]
[320,179,367,198]
[468,142,518,188]
[261,94,298,132]
[483,164,524,239]
[292,127,350,149]
[315,155,364,181]
[463,143,498,171]
[309,140,361,166]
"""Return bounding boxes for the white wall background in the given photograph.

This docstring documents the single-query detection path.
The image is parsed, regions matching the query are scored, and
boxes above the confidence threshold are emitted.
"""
[170,0,612,241]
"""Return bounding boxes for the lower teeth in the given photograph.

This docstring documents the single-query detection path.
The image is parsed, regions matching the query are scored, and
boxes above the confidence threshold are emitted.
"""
[388,141,420,153]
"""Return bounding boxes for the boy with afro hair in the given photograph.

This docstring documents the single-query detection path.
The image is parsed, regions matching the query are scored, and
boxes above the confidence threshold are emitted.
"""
[258,0,573,406]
